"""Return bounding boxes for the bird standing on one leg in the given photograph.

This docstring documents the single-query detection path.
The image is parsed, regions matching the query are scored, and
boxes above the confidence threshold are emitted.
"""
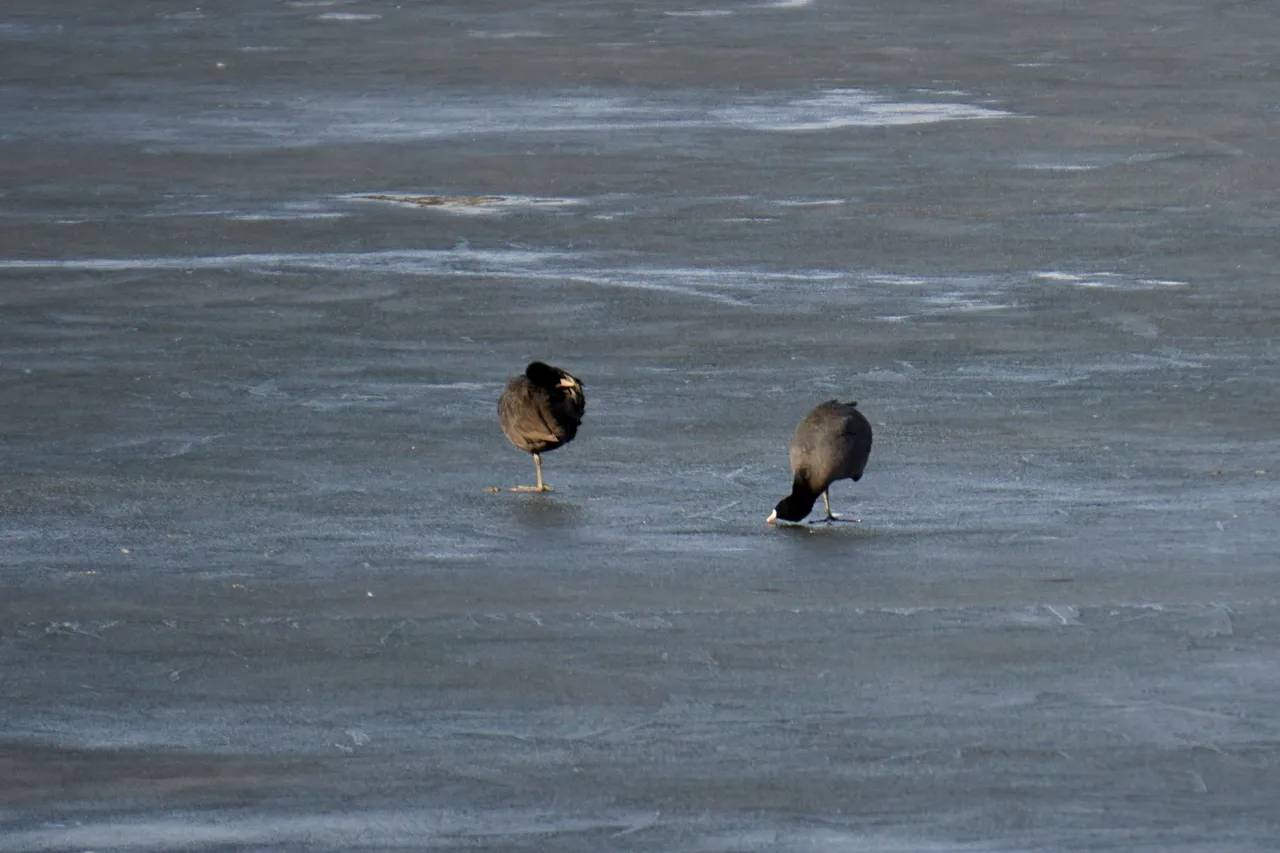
[767,400,872,524]
[497,361,585,492]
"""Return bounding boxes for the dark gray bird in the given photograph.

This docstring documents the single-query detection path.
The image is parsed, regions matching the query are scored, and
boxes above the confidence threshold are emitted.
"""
[497,361,585,492]
[767,400,872,524]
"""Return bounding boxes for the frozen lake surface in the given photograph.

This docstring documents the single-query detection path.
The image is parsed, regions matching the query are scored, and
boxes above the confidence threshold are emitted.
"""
[3,1,1279,850]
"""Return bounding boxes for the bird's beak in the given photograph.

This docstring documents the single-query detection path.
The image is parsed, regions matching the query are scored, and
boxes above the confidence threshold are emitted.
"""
[557,378,579,389]
[766,510,777,524]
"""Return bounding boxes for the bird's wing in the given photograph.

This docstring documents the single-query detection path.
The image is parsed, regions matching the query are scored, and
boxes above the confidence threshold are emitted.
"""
[499,381,562,443]
[520,403,564,443]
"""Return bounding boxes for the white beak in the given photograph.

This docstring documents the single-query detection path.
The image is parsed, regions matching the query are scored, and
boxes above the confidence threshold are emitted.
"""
[766,510,777,524]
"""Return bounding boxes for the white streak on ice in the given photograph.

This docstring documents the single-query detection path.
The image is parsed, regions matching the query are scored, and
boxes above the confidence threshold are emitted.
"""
[714,89,1010,132]
[772,198,846,207]
[5,87,1014,151]
[315,12,382,21]
[344,193,583,216]
[1045,605,1081,626]
[1035,270,1188,290]
[0,251,849,307]
[0,248,571,275]
[0,810,673,852]
[1020,162,1099,171]
[466,30,551,39]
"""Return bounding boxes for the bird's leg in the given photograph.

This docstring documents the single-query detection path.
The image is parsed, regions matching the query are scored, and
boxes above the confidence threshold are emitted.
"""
[535,453,551,492]
[808,490,838,523]
[509,453,554,492]
[811,491,858,524]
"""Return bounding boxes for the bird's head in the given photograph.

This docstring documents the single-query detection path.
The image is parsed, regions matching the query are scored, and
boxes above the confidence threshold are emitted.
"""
[525,361,580,390]
[767,494,814,524]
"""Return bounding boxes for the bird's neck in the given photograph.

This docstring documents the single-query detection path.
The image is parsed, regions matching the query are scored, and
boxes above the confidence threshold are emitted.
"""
[785,474,820,515]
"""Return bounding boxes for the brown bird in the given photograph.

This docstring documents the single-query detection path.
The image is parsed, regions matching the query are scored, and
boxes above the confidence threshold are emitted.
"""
[497,361,585,492]
[767,400,872,524]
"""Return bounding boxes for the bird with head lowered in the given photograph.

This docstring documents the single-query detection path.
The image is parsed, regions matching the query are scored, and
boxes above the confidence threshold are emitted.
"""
[768,400,872,524]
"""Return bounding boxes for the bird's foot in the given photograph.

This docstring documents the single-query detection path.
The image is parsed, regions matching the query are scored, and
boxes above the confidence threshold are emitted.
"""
[508,485,554,493]
[810,513,859,525]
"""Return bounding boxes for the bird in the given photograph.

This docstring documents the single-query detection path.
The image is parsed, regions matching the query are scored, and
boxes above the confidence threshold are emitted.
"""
[497,361,585,492]
[767,400,872,524]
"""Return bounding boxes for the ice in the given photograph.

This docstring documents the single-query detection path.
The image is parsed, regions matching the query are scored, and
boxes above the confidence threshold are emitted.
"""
[3,1,1280,851]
